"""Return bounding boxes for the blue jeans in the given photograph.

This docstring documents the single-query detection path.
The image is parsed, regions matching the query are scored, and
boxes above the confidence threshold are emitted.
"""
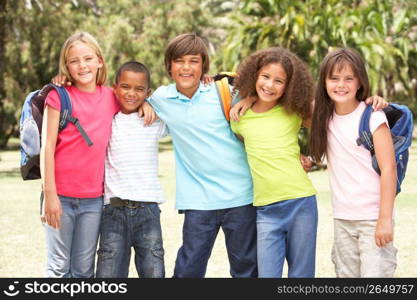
[256,195,318,278]
[44,195,102,278]
[96,202,164,278]
[174,204,257,278]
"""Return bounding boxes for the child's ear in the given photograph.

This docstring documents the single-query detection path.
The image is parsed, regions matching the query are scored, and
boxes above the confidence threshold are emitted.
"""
[112,83,117,90]
[146,88,152,97]
[98,56,104,69]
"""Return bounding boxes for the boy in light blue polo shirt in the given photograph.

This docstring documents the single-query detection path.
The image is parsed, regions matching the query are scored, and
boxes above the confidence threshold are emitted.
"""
[146,33,257,278]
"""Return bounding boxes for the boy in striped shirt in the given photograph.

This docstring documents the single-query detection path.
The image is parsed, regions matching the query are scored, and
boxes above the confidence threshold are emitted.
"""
[96,61,167,278]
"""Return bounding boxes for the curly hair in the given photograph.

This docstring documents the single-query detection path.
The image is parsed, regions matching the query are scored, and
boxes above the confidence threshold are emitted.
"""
[234,47,314,120]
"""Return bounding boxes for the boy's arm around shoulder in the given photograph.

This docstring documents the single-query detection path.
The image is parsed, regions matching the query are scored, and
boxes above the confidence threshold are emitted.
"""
[139,101,158,126]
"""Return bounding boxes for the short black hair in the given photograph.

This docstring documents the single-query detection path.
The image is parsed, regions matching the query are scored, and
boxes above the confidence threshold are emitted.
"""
[115,61,151,87]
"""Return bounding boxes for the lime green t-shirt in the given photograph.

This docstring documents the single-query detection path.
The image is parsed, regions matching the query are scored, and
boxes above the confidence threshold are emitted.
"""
[231,105,316,206]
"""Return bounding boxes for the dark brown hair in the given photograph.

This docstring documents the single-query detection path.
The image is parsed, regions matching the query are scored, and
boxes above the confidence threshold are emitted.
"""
[309,47,370,162]
[234,47,314,120]
[164,33,210,79]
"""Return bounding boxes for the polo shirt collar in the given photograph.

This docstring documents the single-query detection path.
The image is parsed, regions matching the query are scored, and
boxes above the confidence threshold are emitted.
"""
[166,82,211,100]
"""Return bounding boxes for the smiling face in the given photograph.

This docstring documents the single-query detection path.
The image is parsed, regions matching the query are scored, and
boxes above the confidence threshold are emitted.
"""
[255,63,287,105]
[170,54,203,99]
[113,71,150,114]
[66,41,103,92]
[325,63,361,112]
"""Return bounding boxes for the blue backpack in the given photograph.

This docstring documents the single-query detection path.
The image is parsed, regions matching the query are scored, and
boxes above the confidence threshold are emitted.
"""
[356,103,414,194]
[19,84,93,180]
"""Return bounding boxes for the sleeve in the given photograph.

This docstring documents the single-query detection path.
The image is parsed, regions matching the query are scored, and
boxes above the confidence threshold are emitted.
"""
[146,92,161,114]
[110,91,120,115]
[230,119,240,135]
[44,89,61,111]
[370,110,389,134]
[157,121,169,139]
[231,90,241,106]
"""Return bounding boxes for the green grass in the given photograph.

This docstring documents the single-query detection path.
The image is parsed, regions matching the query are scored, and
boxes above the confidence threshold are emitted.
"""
[1,141,416,277]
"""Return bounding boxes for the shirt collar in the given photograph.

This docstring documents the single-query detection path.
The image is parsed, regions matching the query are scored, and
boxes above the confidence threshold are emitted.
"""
[166,82,212,100]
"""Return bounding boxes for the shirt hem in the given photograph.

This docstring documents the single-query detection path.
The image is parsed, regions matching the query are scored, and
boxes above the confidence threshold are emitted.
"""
[253,191,316,207]
[58,192,104,199]
[333,215,380,221]
[175,198,252,210]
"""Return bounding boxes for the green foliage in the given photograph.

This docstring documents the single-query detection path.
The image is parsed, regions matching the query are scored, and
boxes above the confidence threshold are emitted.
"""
[0,0,215,147]
[219,0,417,114]
[1,0,416,148]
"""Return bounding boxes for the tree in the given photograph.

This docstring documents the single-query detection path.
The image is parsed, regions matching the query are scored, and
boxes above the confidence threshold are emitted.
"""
[0,0,103,148]
[219,0,417,114]
[0,0,217,148]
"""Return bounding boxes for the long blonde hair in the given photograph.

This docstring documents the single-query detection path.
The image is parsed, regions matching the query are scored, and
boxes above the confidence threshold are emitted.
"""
[58,32,107,85]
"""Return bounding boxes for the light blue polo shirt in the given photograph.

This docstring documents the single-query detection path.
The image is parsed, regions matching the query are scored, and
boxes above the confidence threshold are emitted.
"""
[148,82,253,210]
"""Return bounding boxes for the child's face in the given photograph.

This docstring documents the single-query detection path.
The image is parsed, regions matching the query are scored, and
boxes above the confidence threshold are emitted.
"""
[325,64,360,106]
[113,71,150,114]
[255,63,287,104]
[170,54,203,98]
[66,41,103,91]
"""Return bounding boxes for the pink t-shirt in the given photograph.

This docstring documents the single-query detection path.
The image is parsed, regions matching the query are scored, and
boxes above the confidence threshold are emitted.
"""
[327,101,388,220]
[45,85,119,198]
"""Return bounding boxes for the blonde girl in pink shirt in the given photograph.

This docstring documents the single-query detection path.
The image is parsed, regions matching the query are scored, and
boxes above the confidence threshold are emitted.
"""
[310,48,397,277]
[41,32,119,277]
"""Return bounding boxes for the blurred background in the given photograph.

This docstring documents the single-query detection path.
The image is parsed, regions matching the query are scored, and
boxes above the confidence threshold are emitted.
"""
[0,0,416,149]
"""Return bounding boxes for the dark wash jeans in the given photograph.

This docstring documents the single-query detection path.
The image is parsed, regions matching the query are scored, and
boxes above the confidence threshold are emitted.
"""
[174,204,258,278]
[96,202,164,278]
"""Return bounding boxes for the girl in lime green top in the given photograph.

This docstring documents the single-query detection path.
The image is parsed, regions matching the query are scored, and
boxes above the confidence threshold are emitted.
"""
[230,47,317,277]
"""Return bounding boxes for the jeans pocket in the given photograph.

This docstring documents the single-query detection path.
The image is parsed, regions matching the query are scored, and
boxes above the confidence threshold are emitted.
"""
[102,205,118,220]
[145,203,161,219]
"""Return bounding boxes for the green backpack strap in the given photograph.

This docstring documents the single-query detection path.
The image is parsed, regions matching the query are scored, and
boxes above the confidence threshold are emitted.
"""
[214,72,237,121]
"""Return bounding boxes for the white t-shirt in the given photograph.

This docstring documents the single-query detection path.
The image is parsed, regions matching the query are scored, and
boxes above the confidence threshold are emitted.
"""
[327,101,388,220]
[104,112,168,204]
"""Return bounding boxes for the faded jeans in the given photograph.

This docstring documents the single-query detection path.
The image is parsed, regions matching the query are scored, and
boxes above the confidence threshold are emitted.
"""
[96,202,164,278]
[44,195,102,278]
[256,195,318,278]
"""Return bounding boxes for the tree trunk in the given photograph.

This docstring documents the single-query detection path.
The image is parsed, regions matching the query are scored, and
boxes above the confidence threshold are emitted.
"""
[0,0,7,148]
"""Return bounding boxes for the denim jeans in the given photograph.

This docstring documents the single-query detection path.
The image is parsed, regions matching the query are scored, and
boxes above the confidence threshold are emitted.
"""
[96,202,164,278]
[44,195,102,278]
[173,204,257,278]
[256,195,318,278]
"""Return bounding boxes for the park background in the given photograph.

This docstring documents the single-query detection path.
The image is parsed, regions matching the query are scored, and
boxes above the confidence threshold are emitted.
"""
[0,0,416,277]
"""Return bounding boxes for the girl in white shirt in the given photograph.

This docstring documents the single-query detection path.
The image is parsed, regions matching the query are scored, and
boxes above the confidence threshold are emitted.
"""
[309,48,397,277]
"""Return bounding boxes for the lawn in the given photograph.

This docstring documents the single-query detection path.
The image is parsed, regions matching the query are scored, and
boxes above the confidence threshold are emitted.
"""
[0,138,416,277]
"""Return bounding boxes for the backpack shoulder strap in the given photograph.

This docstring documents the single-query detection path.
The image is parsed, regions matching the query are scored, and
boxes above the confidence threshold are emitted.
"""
[215,72,238,122]
[50,84,93,146]
[215,77,232,121]
[356,104,375,155]
[53,85,72,130]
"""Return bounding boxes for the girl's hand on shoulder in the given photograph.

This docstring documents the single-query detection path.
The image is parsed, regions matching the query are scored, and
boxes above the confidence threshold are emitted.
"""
[230,97,256,122]
[365,95,388,111]
[375,217,393,248]
[41,193,62,229]
[52,74,71,87]
[300,155,313,172]
[202,74,214,85]
[139,101,158,126]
